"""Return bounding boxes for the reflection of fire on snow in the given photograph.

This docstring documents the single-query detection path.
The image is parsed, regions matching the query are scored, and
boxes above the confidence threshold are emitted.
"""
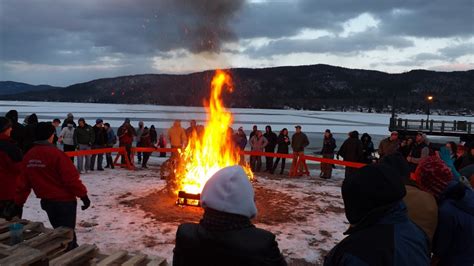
[160,70,253,205]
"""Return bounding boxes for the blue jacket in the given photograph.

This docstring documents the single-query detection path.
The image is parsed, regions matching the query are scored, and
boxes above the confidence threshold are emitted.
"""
[106,128,117,146]
[325,202,429,266]
[433,181,474,266]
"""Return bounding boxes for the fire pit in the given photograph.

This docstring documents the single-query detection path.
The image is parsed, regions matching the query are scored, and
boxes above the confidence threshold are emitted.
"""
[169,70,253,204]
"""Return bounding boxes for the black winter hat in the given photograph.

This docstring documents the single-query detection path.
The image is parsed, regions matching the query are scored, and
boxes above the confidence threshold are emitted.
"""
[342,163,406,225]
[379,152,411,185]
[5,110,18,123]
[0,117,12,133]
[35,122,55,141]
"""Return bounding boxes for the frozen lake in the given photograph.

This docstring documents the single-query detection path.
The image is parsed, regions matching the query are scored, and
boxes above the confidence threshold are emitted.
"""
[1,100,470,151]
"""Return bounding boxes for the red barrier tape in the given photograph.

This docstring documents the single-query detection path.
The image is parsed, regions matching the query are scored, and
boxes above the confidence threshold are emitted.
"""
[65,146,366,170]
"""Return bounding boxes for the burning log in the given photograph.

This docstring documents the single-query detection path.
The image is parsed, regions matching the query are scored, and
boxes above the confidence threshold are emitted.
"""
[176,191,201,207]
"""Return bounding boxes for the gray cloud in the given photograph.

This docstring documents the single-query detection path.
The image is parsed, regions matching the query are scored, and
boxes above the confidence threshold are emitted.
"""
[439,43,474,59]
[246,29,414,57]
[0,0,473,85]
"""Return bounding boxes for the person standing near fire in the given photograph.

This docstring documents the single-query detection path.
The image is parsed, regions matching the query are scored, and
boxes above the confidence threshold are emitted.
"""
[168,120,187,158]
[272,128,290,175]
[13,122,90,250]
[264,125,278,172]
[320,129,336,179]
[250,130,268,172]
[0,117,23,219]
[290,125,310,176]
[117,118,136,166]
[73,118,95,174]
[136,121,145,164]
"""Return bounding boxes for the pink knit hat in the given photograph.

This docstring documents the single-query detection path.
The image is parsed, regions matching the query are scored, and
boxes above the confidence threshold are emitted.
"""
[415,156,453,198]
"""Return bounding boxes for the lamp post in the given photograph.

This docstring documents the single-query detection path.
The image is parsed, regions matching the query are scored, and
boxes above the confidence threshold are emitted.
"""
[426,95,434,129]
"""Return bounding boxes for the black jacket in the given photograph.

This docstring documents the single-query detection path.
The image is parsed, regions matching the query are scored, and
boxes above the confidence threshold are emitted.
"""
[23,114,38,152]
[321,135,336,154]
[276,134,290,154]
[5,110,26,150]
[338,137,363,163]
[93,125,108,146]
[173,223,287,266]
[264,131,278,152]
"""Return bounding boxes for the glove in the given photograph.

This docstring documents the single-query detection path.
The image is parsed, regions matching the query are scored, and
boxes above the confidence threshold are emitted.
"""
[3,203,23,221]
[80,196,91,210]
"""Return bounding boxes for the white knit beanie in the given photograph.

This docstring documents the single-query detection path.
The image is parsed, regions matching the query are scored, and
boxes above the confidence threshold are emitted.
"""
[201,166,257,219]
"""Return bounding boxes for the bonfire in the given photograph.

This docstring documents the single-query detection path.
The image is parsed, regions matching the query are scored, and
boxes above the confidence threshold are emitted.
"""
[169,70,253,204]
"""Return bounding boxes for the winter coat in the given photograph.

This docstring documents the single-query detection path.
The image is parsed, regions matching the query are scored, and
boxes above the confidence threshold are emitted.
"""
[59,127,75,146]
[158,135,166,148]
[136,126,144,144]
[458,155,474,171]
[15,142,87,205]
[168,125,187,148]
[140,129,152,147]
[150,128,157,144]
[5,110,26,150]
[338,137,363,163]
[249,130,258,141]
[408,142,429,172]
[361,133,375,162]
[324,202,429,266]
[0,135,23,201]
[106,127,117,146]
[117,124,136,146]
[23,113,38,152]
[74,124,95,146]
[92,125,107,146]
[291,132,309,152]
[250,135,268,152]
[263,130,278,152]
[378,137,400,158]
[61,118,76,129]
[235,132,248,150]
[173,223,287,266]
[321,135,336,154]
[404,185,438,245]
[276,134,290,154]
[432,181,474,266]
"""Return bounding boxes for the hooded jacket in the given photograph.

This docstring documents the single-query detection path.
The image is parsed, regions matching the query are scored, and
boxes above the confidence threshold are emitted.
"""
[173,166,286,266]
[0,134,23,201]
[59,126,75,146]
[263,126,278,152]
[23,113,38,151]
[74,123,95,145]
[432,181,474,266]
[250,135,268,152]
[5,110,26,149]
[325,164,429,266]
[338,132,363,163]
[167,122,187,148]
[15,142,87,204]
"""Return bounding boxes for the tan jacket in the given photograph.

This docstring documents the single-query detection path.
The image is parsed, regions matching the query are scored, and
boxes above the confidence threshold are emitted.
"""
[403,185,438,245]
[168,125,187,148]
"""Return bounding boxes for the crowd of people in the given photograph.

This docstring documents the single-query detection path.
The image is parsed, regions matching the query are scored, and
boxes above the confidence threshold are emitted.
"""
[1,109,473,265]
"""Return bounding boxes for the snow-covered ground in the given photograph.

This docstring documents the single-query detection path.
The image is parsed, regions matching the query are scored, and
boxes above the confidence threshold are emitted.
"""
[2,100,473,136]
[21,157,348,265]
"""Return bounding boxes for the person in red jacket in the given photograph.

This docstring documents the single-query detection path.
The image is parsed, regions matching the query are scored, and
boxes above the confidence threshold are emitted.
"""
[0,117,23,219]
[13,122,90,250]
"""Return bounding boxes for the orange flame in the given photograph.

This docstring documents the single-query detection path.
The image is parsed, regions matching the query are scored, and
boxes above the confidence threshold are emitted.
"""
[175,70,253,195]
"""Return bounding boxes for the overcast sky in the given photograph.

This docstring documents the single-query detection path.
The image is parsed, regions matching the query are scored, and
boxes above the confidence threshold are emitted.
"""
[1,0,473,86]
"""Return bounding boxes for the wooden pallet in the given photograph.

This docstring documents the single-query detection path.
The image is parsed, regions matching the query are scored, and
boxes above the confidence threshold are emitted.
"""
[0,219,167,266]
